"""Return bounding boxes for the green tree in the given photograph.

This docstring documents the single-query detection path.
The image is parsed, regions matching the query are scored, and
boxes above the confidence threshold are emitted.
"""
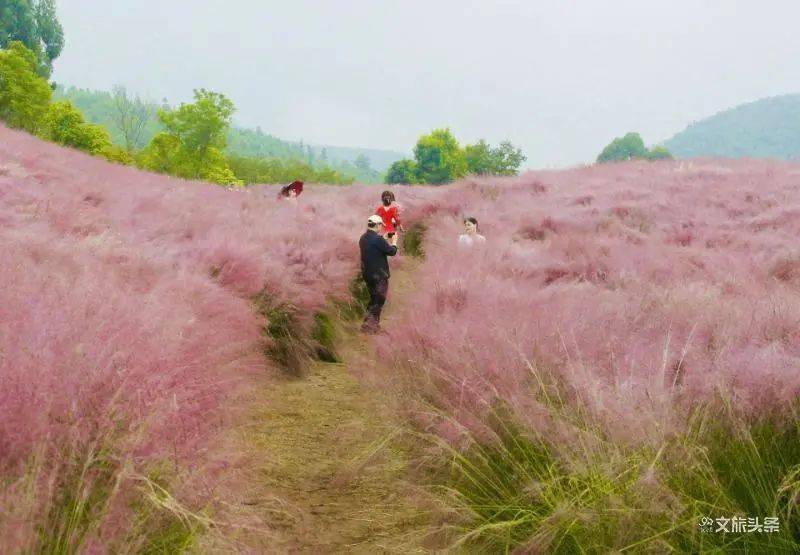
[159,89,234,156]
[111,85,155,152]
[137,132,182,174]
[490,140,526,175]
[139,89,242,186]
[597,132,674,163]
[0,40,51,131]
[645,145,673,160]
[464,139,493,175]
[0,0,64,77]
[385,159,418,184]
[596,132,648,163]
[413,128,467,184]
[465,139,526,176]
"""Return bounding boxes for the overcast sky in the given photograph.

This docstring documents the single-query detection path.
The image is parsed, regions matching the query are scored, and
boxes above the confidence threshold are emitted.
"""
[53,0,800,168]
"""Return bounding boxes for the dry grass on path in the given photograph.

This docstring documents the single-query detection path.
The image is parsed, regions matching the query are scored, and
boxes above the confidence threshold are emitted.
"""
[207,256,433,553]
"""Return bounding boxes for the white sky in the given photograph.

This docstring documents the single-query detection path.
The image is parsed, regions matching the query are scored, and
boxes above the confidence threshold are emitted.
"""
[53,0,800,167]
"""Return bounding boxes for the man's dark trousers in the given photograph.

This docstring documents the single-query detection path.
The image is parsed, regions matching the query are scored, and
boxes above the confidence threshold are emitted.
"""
[363,277,389,331]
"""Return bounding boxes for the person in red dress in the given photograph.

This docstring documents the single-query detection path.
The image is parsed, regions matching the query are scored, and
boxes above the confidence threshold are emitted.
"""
[375,190,404,238]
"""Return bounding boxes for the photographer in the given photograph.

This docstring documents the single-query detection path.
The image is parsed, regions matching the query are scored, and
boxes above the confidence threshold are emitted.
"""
[359,215,399,333]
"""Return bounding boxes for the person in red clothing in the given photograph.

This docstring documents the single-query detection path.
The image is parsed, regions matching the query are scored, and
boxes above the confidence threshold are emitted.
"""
[375,190,404,238]
[277,180,303,201]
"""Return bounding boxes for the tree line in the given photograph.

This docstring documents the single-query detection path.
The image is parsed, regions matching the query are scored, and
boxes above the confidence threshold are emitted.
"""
[57,86,386,184]
[386,128,527,184]
[1,2,673,186]
[0,2,361,186]
[0,41,358,185]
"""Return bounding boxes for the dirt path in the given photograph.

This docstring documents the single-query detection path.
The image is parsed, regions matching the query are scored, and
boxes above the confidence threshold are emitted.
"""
[221,257,430,553]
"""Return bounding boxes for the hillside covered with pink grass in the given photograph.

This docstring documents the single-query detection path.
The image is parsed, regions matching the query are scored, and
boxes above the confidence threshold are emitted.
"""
[5,122,800,551]
[0,124,442,550]
[376,159,800,551]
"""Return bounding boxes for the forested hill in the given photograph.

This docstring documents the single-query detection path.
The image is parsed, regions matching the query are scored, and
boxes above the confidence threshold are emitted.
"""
[664,94,800,160]
[54,86,405,175]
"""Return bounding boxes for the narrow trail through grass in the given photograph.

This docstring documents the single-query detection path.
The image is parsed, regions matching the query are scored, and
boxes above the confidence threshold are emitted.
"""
[223,257,430,553]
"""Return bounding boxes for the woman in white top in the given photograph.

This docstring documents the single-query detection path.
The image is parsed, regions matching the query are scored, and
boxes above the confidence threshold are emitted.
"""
[458,217,486,247]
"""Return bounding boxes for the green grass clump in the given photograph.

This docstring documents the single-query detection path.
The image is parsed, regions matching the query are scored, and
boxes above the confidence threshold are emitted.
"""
[435,418,647,553]
[402,223,426,258]
[123,468,203,555]
[252,291,307,375]
[263,305,306,376]
[335,276,371,321]
[311,311,339,363]
[254,291,347,373]
[37,449,120,554]
[661,407,800,554]
[434,403,800,554]
[33,450,201,554]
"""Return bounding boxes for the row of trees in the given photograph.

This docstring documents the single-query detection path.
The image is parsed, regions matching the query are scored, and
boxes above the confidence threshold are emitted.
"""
[0,4,356,186]
[57,87,377,182]
[132,89,350,185]
[386,129,526,184]
[133,90,356,185]
[0,41,355,185]
[596,132,672,163]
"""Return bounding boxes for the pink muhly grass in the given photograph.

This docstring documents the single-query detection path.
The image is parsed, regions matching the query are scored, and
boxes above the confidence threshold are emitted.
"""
[381,158,800,446]
[0,124,439,547]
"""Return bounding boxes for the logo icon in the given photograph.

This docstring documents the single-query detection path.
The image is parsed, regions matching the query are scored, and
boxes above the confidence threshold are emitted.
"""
[699,516,714,533]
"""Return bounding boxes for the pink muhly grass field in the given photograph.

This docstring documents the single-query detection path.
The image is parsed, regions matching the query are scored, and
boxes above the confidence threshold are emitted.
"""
[381,160,800,444]
[0,125,423,548]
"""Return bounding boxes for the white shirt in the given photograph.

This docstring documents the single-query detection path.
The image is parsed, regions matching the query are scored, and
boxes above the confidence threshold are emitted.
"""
[458,233,486,247]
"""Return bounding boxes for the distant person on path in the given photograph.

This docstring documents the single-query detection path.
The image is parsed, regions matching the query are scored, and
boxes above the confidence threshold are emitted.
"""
[458,217,486,247]
[376,190,403,238]
[359,214,398,333]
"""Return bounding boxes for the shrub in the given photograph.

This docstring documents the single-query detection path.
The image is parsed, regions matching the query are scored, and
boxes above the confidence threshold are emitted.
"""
[311,311,339,362]
[402,223,426,258]
[43,100,113,154]
[0,41,52,132]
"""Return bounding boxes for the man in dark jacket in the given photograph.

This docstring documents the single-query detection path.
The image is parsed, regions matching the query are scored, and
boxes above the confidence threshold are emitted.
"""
[359,214,398,333]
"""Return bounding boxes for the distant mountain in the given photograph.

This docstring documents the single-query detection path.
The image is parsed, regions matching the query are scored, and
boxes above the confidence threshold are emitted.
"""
[664,94,800,160]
